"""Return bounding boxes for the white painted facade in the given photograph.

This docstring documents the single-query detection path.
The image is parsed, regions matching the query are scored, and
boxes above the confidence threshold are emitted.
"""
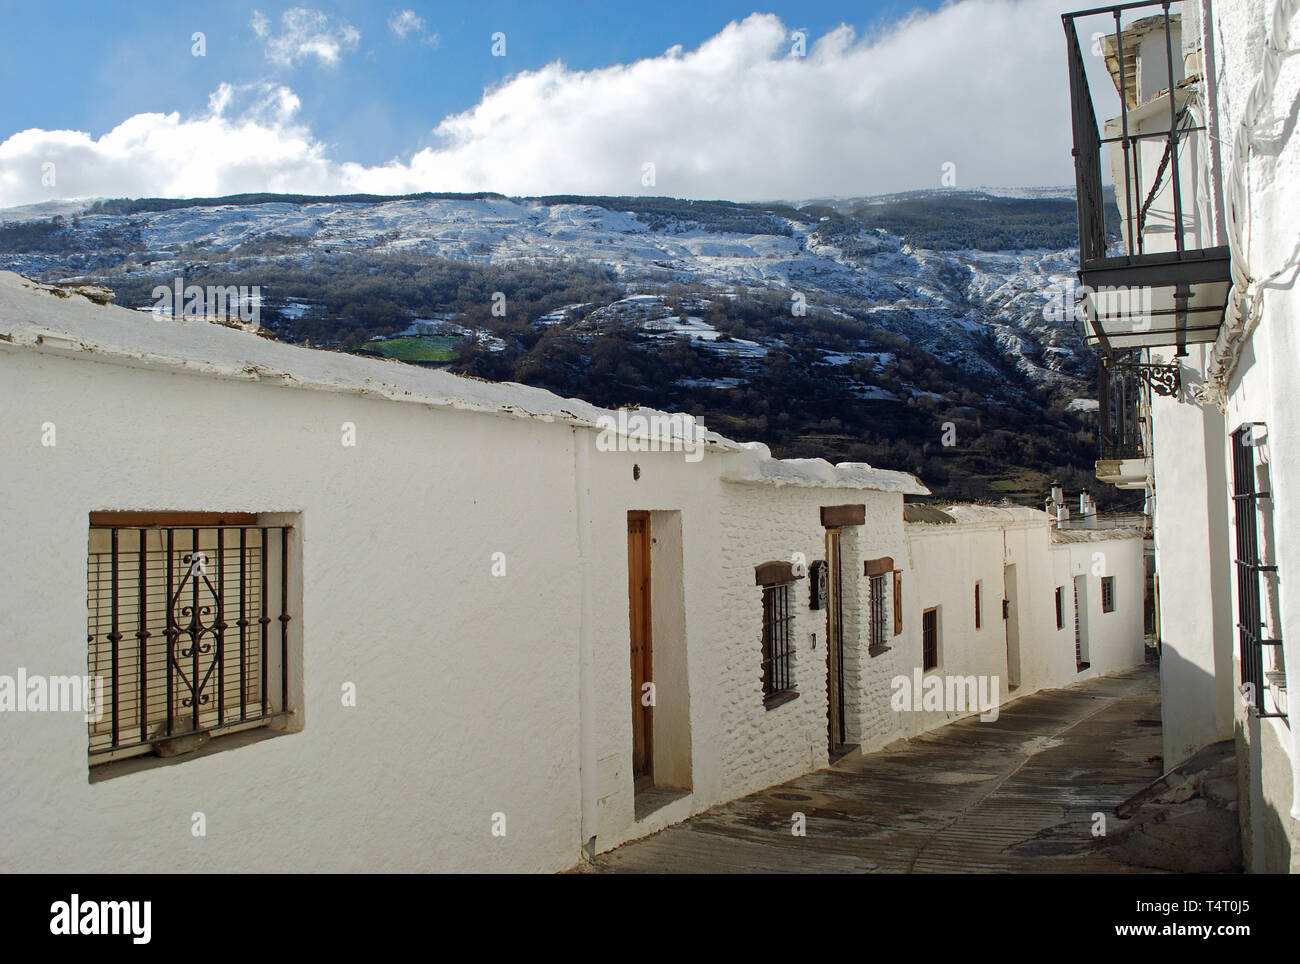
[0,272,1147,872]
[1083,0,1300,871]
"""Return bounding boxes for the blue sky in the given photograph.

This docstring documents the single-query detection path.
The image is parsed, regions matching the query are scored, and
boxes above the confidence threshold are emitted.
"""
[2,1,948,166]
[0,0,1095,206]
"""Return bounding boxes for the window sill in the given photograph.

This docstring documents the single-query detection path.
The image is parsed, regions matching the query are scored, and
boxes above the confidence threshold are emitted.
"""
[1076,661,1091,672]
[868,644,892,658]
[764,690,800,711]
[89,714,295,783]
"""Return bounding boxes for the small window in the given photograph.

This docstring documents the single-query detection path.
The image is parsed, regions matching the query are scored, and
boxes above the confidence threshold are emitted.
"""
[1074,576,1089,670]
[1232,425,1286,717]
[893,570,903,635]
[761,583,796,705]
[922,607,939,671]
[1055,586,1065,630]
[1101,576,1115,613]
[974,581,982,630]
[87,513,296,771]
[869,573,889,653]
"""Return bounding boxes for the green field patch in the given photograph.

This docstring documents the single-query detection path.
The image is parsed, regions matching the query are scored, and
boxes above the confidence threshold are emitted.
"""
[362,335,461,362]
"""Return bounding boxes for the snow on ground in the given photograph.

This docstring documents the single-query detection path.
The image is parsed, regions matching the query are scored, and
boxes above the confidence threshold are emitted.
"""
[0,193,1092,398]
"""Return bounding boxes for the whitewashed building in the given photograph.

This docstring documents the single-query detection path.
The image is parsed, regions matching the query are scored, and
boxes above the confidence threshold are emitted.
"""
[1064,0,1300,871]
[0,270,1146,872]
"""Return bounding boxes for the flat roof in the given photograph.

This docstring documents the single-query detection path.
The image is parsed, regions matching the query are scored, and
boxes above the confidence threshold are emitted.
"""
[0,272,930,495]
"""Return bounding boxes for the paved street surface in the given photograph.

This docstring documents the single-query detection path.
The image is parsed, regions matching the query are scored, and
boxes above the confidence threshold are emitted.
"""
[590,666,1239,873]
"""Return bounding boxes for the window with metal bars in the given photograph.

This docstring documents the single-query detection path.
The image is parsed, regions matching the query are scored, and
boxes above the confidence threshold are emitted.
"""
[1074,579,1089,670]
[761,583,796,705]
[86,515,295,765]
[922,607,938,671]
[869,573,888,652]
[1232,426,1286,718]
[974,581,983,630]
[1055,586,1065,630]
[1101,577,1115,613]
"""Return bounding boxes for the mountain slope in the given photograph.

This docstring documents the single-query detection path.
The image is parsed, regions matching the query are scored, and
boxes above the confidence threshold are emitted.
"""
[0,189,1110,504]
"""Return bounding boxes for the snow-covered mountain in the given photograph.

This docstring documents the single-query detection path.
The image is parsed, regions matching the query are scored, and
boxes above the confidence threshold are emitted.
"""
[0,189,1093,403]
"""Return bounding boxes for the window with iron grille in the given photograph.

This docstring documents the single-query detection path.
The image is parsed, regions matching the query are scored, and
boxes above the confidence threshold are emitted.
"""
[922,607,939,671]
[761,583,796,704]
[869,573,888,651]
[1055,586,1065,630]
[1074,579,1085,668]
[87,513,295,766]
[1232,426,1286,718]
[1101,577,1115,613]
[974,581,983,630]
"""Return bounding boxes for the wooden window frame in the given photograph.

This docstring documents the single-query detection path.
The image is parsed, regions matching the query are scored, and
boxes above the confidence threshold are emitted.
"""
[892,570,903,636]
[1101,576,1115,613]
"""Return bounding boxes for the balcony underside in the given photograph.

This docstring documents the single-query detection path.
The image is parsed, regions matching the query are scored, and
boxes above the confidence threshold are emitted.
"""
[1096,457,1150,488]
[1079,246,1231,352]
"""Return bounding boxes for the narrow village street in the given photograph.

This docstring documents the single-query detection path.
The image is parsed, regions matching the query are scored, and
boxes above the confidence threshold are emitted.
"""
[589,666,1241,873]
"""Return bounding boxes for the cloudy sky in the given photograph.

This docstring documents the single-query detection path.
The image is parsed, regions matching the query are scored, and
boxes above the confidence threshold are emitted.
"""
[0,0,1122,208]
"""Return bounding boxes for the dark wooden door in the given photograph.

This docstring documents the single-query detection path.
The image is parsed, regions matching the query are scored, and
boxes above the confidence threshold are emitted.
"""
[627,511,653,788]
[825,528,846,751]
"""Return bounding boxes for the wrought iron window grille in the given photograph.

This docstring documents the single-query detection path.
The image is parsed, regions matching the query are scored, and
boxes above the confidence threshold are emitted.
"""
[761,583,797,704]
[87,523,294,761]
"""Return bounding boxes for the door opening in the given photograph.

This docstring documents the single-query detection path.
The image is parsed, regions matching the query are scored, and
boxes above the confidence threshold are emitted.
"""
[1004,564,1021,690]
[627,511,653,791]
[825,528,847,754]
[1074,574,1091,671]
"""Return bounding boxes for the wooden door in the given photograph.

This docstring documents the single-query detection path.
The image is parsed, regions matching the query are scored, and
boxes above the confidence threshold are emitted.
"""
[627,511,653,788]
[825,528,846,751]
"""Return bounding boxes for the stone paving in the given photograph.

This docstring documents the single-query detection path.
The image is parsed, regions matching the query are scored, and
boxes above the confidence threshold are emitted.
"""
[588,665,1241,873]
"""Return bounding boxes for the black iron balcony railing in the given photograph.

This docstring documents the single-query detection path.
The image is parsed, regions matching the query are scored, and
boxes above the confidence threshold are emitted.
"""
[1063,0,1232,356]
[1096,352,1179,461]
[1098,353,1147,460]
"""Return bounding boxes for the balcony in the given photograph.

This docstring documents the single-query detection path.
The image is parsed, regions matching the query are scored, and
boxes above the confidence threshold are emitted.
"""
[1063,1,1231,356]
[1095,351,1179,487]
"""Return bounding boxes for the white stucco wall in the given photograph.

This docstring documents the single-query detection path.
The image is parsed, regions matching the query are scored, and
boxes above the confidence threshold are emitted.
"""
[899,511,1145,738]
[0,274,1152,872]
[0,347,586,873]
[1205,0,1300,862]
[1147,347,1238,768]
[1050,533,1148,680]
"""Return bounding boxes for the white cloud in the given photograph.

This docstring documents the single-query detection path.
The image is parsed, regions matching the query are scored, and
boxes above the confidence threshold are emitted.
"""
[0,1,1111,209]
[389,10,422,38]
[0,84,333,206]
[250,9,270,39]
[254,7,360,68]
[389,9,439,46]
